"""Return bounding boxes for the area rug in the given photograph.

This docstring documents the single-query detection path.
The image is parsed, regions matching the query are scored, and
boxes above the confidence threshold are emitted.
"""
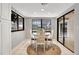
[27,44,61,55]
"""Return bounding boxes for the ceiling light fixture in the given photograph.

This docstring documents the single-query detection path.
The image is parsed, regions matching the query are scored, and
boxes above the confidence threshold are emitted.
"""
[41,3,48,6]
[40,3,48,12]
[41,9,45,11]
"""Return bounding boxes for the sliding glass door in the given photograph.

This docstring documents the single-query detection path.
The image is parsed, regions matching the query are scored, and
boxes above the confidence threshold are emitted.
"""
[57,17,64,44]
[57,9,75,52]
[64,10,75,52]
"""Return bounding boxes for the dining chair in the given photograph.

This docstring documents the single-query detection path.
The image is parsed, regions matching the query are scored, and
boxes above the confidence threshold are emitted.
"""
[35,28,46,52]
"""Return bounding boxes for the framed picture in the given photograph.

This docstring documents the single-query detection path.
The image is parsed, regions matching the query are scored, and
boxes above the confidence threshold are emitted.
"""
[11,10,24,32]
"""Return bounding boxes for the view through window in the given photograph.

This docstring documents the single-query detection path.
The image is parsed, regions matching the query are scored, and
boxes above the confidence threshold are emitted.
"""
[32,19,51,39]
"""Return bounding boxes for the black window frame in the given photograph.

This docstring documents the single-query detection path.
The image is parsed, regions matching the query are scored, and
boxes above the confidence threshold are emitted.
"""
[11,10,24,32]
[32,19,51,33]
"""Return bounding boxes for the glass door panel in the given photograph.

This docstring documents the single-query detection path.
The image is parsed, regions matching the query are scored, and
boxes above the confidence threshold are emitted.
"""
[58,17,64,44]
[64,11,75,52]
[57,9,75,52]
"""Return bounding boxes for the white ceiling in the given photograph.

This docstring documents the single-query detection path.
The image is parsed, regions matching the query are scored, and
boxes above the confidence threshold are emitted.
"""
[11,3,74,17]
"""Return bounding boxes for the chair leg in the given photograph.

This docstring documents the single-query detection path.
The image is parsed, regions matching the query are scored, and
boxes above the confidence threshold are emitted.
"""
[47,42,48,48]
[51,41,52,47]
[36,44,37,52]
[44,44,45,52]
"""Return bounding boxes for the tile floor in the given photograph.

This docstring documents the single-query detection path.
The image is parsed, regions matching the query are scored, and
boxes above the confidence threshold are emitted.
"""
[12,39,74,55]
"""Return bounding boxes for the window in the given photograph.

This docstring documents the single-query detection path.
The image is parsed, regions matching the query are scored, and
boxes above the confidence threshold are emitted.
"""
[11,10,24,32]
[32,19,41,31]
[32,19,51,31]
[42,19,51,32]
[32,19,51,38]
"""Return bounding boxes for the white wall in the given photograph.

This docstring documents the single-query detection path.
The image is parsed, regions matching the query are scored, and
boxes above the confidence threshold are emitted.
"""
[51,18,57,40]
[12,18,32,49]
[1,19,11,55]
[25,18,32,41]
[74,4,79,54]
[11,6,27,49]
[0,3,11,54]
[0,18,1,54]
[11,31,26,48]
[11,19,27,48]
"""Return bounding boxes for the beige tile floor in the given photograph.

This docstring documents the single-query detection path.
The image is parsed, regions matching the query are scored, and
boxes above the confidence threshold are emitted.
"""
[12,39,74,55]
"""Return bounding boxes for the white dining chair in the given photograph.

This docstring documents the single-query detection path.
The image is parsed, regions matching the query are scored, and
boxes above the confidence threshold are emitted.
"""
[35,28,46,52]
